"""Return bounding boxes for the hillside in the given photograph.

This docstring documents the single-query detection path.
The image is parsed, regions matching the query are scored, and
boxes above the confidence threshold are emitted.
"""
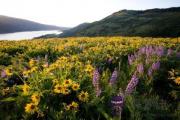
[59,7,180,37]
[0,15,68,34]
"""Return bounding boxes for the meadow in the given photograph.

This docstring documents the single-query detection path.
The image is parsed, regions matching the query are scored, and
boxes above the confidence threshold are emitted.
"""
[0,37,180,120]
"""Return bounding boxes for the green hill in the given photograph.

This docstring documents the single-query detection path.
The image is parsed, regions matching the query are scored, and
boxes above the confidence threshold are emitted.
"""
[0,15,68,34]
[59,7,180,37]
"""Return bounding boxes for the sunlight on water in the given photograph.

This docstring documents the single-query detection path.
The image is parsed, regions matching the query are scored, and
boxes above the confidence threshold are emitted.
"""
[0,30,62,40]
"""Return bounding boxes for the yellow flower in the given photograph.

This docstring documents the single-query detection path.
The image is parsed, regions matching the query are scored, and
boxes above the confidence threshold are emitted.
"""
[52,79,59,84]
[22,84,30,95]
[62,88,71,95]
[85,64,94,73]
[23,70,30,77]
[72,83,80,91]
[30,67,38,73]
[54,84,65,94]
[63,79,72,87]
[174,77,180,85]
[59,56,68,62]
[29,59,36,67]
[5,69,13,76]
[31,93,40,105]
[25,103,38,114]
[78,91,89,102]
[66,101,79,111]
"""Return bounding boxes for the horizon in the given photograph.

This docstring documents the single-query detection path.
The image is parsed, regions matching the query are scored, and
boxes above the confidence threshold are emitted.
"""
[0,0,180,27]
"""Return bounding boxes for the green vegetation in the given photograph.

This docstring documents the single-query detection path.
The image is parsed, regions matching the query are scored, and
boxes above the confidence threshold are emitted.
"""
[59,7,180,37]
[0,15,68,34]
[0,37,180,120]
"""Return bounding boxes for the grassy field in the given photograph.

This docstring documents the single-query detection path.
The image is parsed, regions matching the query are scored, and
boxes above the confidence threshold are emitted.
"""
[0,37,180,120]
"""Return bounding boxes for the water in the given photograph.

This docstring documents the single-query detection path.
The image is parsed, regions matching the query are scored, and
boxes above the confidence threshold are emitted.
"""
[0,30,62,40]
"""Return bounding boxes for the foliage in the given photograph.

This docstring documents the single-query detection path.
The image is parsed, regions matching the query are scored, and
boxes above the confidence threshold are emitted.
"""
[58,7,180,38]
[0,36,180,120]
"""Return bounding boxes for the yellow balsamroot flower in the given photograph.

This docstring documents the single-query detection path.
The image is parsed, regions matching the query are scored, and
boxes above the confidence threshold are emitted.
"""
[30,66,38,73]
[62,88,71,95]
[174,77,180,85]
[71,55,78,61]
[78,91,89,102]
[63,79,72,87]
[25,103,38,114]
[5,69,13,76]
[52,79,59,84]
[22,84,30,95]
[54,84,65,94]
[66,101,79,111]
[85,64,94,73]
[23,70,30,77]
[31,93,40,105]
[72,83,80,91]
[29,59,36,67]
[59,56,68,62]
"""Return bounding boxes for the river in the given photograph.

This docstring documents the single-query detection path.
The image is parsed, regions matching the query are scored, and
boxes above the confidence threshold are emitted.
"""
[0,30,62,40]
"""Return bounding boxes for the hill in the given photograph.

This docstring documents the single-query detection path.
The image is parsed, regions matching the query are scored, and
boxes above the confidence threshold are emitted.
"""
[59,7,180,37]
[0,15,68,34]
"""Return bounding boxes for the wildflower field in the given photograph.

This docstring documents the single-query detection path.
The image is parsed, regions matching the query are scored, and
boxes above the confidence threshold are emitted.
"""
[0,37,180,120]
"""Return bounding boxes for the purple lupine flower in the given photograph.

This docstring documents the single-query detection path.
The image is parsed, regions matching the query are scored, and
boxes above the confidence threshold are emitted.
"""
[138,46,146,54]
[167,48,173,56]
[125,73,139,95]
[152,61,160,71]
[107,58,113,64]
[93,69,101,97]
[109,69,118,85]
[146,46,154,57]
[95,87,102,97]
[111,95,124,116]
[148,67,153,77]
[93,69,100,87]
[137,63,144,74]
[128,54,134,65]
[156,46,164,57]
[1,70,6,78]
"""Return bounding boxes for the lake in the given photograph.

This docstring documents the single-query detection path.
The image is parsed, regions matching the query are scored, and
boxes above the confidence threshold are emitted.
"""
[0,30,62,40]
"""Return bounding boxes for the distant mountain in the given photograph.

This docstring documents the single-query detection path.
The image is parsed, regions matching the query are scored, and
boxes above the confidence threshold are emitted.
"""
[59,7,180,37]
[0,15,68,34]
[36,23,90,38]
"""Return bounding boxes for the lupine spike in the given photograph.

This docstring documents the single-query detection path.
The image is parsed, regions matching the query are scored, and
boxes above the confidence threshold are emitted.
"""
[125,73,139,95]
[148,67,153,77]
[93,68,100,87]
[167,48,173,56]
[137,63,144,74]
[111,95,124,117]
[152,61,160,71]
[93,68,101,97]
[95,87,102,97]
[128,54,134,65]
[156,46,164,57]
[109,69,118,85]
[1,69,6,78]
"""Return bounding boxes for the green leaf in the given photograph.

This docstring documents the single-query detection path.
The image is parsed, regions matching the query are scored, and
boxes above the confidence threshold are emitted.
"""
[1,97,16,102]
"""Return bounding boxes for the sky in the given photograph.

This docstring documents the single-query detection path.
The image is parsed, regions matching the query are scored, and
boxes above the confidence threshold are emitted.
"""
[0,0,180,27]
